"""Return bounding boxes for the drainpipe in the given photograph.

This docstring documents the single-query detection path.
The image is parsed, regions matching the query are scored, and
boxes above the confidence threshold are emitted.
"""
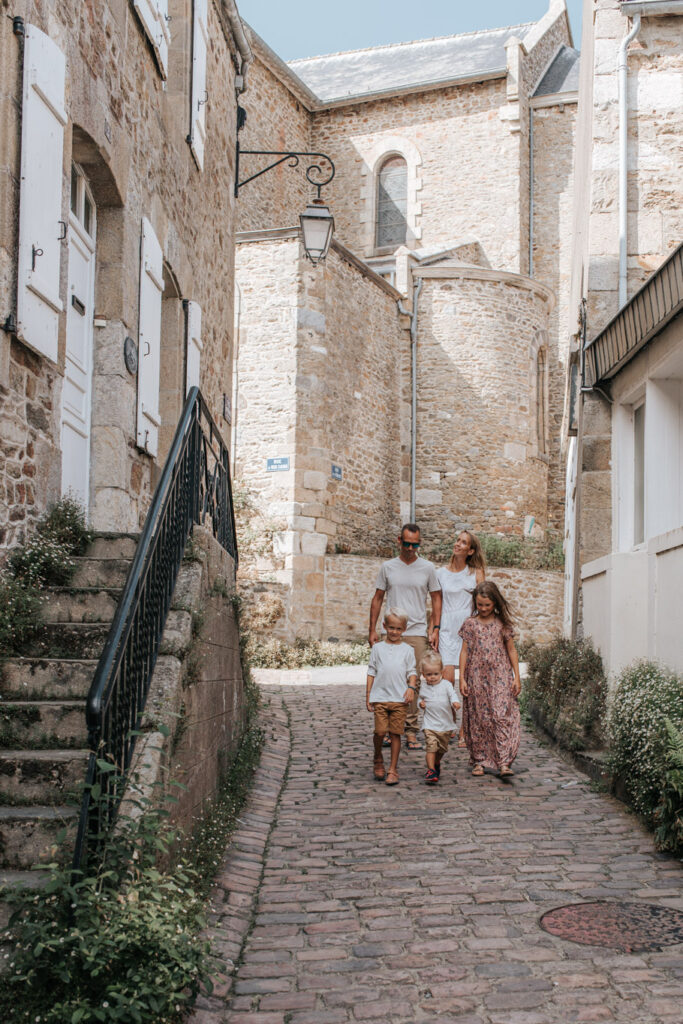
[618,13,641,307]
[224,2,253,93]
[396,275,423,522]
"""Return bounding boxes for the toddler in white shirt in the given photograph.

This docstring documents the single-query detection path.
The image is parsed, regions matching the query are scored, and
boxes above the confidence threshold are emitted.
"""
[418,650,460,785]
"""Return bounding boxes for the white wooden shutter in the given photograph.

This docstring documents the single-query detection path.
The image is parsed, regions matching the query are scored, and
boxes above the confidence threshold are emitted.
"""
[185,301,202,395]
[132,0,170,78]
[189,0,208,170]
[136,217,164,457]
[16,26,67,362]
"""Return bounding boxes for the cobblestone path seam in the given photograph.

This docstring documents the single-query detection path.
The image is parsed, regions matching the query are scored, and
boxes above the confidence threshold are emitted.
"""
[190,696,292,1023]
[193,683,683,1024]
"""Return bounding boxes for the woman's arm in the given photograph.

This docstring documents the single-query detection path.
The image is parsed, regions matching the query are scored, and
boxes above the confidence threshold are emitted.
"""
[506,637,521,697]
[458,641,469,696]
[476,568,485,583]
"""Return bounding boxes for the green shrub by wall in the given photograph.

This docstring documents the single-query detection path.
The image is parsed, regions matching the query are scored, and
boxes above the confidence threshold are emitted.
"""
[524,636,607,751]
[608,661,683,826]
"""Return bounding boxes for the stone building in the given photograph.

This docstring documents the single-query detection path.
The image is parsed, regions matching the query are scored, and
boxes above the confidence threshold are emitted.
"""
[232,1,579,639]
[564,0,683,676]
[0,0,250,547]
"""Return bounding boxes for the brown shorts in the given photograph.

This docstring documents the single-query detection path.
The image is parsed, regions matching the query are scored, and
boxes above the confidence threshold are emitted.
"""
[424,729,451,755]
[373,702,408,735]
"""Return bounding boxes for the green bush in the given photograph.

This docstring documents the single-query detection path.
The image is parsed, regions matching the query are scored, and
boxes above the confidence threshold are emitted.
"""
[0,776,216,1024]
[1,497,91,655]
[654,719,683,857]
[7,531,75,586]
[524,636,606,751]
[243,635,370,669]
[423,532,564,571]
[0,574,43,654]
[608,661,683,825]
[38,494,92,555]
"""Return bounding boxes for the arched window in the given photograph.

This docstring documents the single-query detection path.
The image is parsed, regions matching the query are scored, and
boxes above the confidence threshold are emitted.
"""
[536,348,548,454]
[376,155,407,250]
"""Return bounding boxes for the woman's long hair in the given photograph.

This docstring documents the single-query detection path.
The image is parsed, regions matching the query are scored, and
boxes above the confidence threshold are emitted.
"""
[448,530,486,575]
[471,580,514,629]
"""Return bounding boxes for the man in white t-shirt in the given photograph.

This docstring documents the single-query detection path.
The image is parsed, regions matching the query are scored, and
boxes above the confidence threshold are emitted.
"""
[368,523,442,750]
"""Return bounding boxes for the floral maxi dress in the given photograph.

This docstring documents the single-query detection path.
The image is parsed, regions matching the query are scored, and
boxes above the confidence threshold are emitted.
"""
[458,616,520,770]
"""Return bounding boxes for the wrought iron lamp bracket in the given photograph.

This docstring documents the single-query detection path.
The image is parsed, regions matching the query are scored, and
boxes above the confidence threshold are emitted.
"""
[234,142,335,199]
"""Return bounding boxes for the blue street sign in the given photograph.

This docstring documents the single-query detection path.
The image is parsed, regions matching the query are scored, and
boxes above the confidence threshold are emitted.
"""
[331,464,343,481]
[266,457,290,472]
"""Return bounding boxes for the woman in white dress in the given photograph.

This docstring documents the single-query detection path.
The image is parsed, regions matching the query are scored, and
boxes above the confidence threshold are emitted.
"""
[435,531,486,743]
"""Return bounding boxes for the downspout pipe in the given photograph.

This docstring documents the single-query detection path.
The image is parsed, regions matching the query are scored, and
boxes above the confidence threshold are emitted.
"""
[618,13,641,308]
[396,275,423,522]
[529,105,534,278]
[224,1,253,92]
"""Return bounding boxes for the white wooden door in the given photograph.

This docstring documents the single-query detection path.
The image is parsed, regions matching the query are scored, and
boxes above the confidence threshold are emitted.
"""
[61,167,96,510]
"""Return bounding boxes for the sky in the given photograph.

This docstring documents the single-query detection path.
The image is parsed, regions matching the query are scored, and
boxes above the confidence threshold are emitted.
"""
[236,1,584,62]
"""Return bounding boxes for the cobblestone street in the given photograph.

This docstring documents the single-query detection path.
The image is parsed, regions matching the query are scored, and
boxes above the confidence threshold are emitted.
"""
[193,681,683,1024]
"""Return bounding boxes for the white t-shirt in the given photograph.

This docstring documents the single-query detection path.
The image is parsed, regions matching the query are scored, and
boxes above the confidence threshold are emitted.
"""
[367,641,417,703]
[419,678,459,732]
[375,556,441,636]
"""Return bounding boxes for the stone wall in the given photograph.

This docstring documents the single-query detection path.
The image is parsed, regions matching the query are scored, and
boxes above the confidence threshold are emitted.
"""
[412,266,555,542]
[322,553,563,646]
[311,79,525,271]
[532,101,578,530]
[235,48,311,233]
[234,232,407,639]
[0,0,242,550]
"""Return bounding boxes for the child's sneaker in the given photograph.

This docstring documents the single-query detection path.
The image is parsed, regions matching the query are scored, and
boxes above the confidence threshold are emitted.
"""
[425,768,439,785]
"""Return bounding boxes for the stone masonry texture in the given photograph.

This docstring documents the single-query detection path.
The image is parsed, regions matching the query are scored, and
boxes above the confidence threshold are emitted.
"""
[0,0,241,548]
[191,682,683,1024]
[322,554,563,646]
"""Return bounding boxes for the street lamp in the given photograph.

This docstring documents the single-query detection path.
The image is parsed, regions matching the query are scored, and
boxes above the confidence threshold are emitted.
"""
[234,106,336,265]
[299,198,334,265]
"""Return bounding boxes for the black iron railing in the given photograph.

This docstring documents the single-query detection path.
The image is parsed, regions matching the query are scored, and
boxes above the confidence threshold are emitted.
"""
[72,387,237,872]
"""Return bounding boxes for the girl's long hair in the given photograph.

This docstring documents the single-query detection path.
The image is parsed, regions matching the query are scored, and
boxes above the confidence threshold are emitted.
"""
[471,580,514,629]
[448,530,486,574]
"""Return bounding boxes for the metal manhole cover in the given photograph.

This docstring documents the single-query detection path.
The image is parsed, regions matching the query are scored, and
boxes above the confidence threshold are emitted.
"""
[540,901,683,952]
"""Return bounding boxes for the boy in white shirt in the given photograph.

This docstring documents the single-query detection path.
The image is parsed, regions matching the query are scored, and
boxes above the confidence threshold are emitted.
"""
[418,651,460,785]
[366,608,418,786]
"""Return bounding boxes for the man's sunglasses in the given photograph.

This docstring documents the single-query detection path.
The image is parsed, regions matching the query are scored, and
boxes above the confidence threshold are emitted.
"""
[401,540,420,549]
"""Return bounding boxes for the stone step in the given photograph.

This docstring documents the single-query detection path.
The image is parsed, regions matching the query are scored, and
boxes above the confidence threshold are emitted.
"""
[0,805,77,869]
[0,658,96,701]
[0,869,49,928]
[0,749,89,804]
[19,611,192,660]
[41,588,120,624]
[87,534,138,560]
[71,556,132,589]
[21,622,111,660]
[0,702,87,749]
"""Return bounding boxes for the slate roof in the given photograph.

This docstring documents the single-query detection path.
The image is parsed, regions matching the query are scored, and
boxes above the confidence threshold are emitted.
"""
[534,45,580,96]
[287,23,535,104]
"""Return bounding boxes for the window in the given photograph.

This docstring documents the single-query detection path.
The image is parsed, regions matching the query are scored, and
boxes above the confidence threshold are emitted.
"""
[536,348,548,454]
[376,156,407,250]
[633,402,645,545]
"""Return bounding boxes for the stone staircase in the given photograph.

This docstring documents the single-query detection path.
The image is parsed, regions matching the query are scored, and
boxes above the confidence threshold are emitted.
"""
[0,535,136,887]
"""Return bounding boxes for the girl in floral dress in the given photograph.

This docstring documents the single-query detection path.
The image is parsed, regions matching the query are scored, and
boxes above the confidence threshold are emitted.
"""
[458,581,521,777]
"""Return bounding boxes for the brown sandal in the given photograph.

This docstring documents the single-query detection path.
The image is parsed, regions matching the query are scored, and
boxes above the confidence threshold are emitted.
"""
[471,765,484,776]
[385,769,399,786]
[499,765,514,777]
[373,758,385,781]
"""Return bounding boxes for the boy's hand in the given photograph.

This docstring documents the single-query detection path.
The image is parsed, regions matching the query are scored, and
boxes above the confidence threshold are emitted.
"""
[419,699,426,709]
[366,700,375,712]
[453,701,461,710]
